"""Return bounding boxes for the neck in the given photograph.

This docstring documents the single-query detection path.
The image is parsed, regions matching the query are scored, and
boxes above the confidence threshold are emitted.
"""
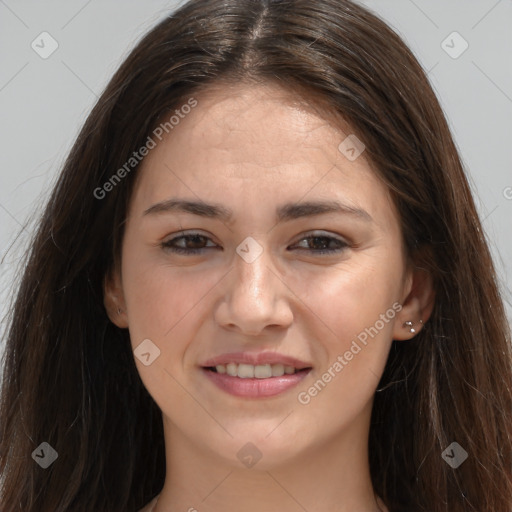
[154,410,386,512]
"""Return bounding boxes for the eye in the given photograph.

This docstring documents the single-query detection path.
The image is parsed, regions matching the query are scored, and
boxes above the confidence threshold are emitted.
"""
[161,232,219,255]
[290,232,350,255]
[160,231,350,256]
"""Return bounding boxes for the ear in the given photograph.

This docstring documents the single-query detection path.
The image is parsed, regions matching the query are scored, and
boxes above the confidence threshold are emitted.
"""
[393,256,435,341]
[103,267,129,329]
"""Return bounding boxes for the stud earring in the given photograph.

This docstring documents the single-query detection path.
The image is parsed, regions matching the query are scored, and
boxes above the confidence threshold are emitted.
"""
[403,319,423,334]
[117,307,123,315]
[403,320,415,333]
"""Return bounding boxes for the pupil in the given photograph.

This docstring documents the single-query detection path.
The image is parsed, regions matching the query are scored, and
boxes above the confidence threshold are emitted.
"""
[188,235,204,248]
[312,236,327,249]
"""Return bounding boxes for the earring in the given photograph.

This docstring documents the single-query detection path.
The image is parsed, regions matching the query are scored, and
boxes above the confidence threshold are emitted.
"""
[403,319,423,334]
[117,307,123,315]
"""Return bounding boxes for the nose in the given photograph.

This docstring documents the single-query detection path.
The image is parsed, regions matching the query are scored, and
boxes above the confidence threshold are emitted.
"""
[214,243,294,336]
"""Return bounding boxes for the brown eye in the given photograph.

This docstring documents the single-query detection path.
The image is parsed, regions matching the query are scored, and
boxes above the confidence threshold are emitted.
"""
[292,233,349,255]
[161,233,217,254]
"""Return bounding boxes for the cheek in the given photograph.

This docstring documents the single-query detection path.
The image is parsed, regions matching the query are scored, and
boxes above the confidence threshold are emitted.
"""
[294,257,401,386]
[121,245,224,359]
[295,255,401,340]
[291,259,403,420]
[120,249,224,412]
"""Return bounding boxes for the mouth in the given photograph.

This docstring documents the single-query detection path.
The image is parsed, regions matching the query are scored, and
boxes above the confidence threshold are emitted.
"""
[203,363,311,379]
[201,357,313,398]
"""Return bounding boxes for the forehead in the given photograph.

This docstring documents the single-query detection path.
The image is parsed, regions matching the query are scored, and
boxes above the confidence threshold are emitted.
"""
[130,82,398,231]
[167,83,349,172]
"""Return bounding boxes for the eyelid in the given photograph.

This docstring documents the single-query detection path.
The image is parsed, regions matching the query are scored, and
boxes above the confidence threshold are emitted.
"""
[161,229,350,256]
[289,231,350,255]
[161,230,217,248]
[161,230,348,246]
[291,230,349,246]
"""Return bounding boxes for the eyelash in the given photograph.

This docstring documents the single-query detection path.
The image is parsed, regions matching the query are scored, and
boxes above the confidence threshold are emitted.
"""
[161,231,350,255]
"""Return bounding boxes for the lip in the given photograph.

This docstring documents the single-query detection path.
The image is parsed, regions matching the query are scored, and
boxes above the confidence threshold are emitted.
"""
[201,351,311,370]
[200,351,313,398]
[201,367,312,398]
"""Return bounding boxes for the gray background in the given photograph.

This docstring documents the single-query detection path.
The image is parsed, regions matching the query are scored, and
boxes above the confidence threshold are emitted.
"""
[1,0,511,358]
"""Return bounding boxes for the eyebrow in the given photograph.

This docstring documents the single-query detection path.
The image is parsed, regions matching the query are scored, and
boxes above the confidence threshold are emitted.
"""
[143,198,373,223]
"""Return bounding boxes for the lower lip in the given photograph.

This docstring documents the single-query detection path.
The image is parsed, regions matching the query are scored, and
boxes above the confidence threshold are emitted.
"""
[202,367,311,398]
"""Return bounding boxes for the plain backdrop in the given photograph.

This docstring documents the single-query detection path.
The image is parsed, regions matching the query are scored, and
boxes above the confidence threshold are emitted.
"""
[1,0,511,363]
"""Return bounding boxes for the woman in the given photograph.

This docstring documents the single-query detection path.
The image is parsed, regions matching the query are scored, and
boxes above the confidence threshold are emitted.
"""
[1,0,511,511]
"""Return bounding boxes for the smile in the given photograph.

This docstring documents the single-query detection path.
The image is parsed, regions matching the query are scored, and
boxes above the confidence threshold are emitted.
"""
[202,363,312,398]
[211,362,300,378]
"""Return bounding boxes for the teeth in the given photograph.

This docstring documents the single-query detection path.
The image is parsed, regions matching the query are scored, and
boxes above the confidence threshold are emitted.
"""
[238,364,255,378]
[254,364,271,378]
[215,362,299,378]
[226,363,238,376]
[271,364,284,377]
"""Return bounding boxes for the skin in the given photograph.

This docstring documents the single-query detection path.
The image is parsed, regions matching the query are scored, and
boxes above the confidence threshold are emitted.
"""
[105,82,434,512]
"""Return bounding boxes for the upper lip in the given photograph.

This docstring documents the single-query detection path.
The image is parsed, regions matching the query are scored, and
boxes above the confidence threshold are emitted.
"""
[201,352,312,370]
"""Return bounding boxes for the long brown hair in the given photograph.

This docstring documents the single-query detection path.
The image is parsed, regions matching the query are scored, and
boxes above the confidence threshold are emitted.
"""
[1,0,511,510]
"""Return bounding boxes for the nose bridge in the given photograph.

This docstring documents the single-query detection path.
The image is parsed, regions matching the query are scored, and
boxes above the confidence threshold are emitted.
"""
[234,241,273,302]
[216,237,293,333]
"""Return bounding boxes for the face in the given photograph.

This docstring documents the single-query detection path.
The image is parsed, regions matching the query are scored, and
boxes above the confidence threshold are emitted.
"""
[106,82,428,470]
